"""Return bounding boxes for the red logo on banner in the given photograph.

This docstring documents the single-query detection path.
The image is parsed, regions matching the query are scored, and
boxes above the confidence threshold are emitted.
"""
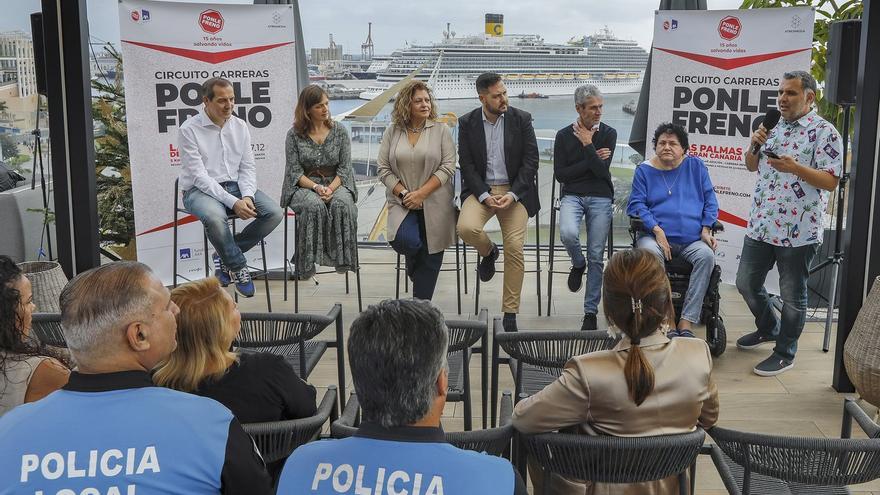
[130,10,140,22]
[718,16,741,40]
[199,9,224,34]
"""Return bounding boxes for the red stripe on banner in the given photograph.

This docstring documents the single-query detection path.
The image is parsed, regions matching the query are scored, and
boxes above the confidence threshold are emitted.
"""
[138,210,295,236]
[718,209,748,228]
[655,47,809,70]
[122,40,293,63]
[138,214,200,237]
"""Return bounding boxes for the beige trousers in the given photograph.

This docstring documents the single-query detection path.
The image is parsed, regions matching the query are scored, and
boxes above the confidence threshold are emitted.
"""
[457,184,528,313]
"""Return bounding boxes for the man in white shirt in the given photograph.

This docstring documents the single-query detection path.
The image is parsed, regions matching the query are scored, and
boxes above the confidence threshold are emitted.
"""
[178,77,283,297]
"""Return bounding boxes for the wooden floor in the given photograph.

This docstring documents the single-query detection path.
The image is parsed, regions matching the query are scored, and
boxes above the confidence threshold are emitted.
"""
[235,247,878,494]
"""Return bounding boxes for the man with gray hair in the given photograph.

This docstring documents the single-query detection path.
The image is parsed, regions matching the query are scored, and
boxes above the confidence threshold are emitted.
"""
[277,299,527,494]
[0,261,273,494]
[554,84,617,330]
[178,77,283,298]
[736,71,842,376]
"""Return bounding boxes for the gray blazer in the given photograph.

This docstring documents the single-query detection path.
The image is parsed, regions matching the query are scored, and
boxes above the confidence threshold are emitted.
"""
[377,121,457,254]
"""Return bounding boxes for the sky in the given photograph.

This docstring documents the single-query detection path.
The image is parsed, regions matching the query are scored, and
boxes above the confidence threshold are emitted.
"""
[3,0,746,55]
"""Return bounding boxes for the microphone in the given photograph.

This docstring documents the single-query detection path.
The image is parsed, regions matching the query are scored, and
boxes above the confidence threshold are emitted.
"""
[751,109,781,155]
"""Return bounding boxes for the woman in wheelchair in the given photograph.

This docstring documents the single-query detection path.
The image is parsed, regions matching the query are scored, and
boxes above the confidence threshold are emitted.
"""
[626,122,719,338]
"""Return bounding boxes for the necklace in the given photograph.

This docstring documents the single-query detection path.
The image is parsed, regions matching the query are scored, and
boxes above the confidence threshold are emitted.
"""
[659,164,683,195]
[406,122,426,133]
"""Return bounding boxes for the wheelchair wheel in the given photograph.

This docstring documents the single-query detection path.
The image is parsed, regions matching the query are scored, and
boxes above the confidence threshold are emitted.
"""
[706,316,726,357]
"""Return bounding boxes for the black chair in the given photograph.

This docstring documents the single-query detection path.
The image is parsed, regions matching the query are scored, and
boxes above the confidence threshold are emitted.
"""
[445,308,489,430]
[707,399,880,494]
[282,208,362,313]
[546,173,616,315]
[330,390,515,458]
[523,428,706,495]
[237,305,346,405]
[172,178,272,311]
[490,317,620,428]
[242,386,338,487]
[629,216,727,357]
[394,241,465,314]
[472,174,543,316]
[30,313,66,348]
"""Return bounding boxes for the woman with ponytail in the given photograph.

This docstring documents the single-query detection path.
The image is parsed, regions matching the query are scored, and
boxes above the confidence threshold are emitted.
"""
[512,249,719,494]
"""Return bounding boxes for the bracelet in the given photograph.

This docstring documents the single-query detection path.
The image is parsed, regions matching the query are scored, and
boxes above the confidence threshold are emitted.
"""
[312,184,321,192]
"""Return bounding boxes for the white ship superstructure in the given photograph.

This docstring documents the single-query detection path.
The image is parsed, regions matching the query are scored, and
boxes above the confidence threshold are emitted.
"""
[359,26,648,100]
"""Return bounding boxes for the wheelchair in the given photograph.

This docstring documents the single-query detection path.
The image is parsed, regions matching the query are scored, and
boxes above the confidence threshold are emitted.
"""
[628,217,727,357]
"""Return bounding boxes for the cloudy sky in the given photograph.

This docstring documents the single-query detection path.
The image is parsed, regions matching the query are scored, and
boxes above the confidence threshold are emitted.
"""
[4,0,744,54]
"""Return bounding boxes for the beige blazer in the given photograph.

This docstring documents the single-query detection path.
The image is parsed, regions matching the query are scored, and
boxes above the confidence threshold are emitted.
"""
[512,330,719,495]
[377,121,457,253]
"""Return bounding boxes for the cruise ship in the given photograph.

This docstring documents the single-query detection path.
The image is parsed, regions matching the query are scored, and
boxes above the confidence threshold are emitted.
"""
[359,15,648,100]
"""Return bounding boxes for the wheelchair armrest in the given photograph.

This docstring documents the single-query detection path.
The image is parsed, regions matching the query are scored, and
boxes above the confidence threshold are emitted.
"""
[629,216,646,232]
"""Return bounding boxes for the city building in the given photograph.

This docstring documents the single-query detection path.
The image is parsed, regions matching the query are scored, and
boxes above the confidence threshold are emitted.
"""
[0,31,38,98]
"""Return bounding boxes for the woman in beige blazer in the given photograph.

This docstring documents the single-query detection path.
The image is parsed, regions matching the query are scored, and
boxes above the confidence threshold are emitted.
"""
[512,249,720,495]
[377,80,456,300]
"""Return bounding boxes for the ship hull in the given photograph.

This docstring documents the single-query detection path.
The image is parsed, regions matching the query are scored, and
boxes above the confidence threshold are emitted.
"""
[359,75,643,100]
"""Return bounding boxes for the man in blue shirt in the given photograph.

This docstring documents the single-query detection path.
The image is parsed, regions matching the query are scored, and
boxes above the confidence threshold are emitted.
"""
[277,299,527,494]
[0,262,272,495]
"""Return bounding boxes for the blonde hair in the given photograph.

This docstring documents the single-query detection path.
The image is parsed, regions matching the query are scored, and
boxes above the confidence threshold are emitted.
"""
[153,277,237,392]
[391,80,438,128]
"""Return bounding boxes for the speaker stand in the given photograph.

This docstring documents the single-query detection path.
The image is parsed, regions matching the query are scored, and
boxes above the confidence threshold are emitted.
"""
[809,103,851,352]
[29,95,52,261]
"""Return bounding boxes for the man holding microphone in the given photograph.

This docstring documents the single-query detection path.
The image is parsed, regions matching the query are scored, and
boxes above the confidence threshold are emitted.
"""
[735,71,842,376]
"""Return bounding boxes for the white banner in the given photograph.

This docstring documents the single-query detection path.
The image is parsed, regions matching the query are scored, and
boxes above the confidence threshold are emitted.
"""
[119,0,297,285]
[647,7,814,290]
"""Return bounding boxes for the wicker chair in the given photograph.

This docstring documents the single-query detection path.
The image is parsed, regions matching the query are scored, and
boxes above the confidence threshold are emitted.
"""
[523,428,705,495]
[490,317,620,427]
[242,386,338,486]
[445,308,489,431]
[30,313,66,348]
[844,275,880,407]
[708,399,880,494]
[237,304,346,403]
[330,390,515,458]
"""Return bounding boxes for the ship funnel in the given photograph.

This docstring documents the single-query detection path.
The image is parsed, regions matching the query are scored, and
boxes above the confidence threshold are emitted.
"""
[485,14,503,37]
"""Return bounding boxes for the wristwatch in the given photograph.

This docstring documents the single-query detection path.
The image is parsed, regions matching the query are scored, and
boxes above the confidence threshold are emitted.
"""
[398,189,408,200]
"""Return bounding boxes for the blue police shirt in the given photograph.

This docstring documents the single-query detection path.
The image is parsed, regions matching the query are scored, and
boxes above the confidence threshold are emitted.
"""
[0,370,272,495]
[277,422,525,494]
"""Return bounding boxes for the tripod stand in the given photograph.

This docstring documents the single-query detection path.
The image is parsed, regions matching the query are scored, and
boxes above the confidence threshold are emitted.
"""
[809,103,851,352]
[29,96,52,260]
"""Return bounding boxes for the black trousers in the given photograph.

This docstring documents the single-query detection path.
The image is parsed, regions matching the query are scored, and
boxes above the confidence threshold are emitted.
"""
[400,210,444,301]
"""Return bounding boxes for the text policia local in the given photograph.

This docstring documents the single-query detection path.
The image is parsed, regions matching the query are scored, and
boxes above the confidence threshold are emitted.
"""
[19,447,159,494]
[670,76,782,138]
[155,79,272,133]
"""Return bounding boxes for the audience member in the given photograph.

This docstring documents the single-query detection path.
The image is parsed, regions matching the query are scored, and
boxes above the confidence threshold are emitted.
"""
[457,72,540,331]
[179,77,283,297]
[0,261,272,494]
[281,84,359,280]
[512,249,719,494]
[154,277,317,422]
[0,255,69,417]
[277,299,527,494]
[627,122,719,338]
[378,80,456,300]
[554,84,617,330]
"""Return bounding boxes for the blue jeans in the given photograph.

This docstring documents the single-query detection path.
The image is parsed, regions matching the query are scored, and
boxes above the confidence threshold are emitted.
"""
[558,195,612,314]
[735,236,818,361]
[638,236,715,325]
[183,182,283,272]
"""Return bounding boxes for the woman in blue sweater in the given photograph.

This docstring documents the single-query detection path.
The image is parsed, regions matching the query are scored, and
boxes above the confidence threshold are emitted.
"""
[627,122,719,338]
